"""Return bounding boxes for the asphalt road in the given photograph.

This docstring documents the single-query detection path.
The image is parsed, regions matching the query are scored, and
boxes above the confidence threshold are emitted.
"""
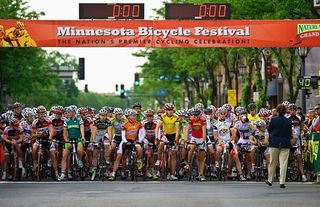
[0,181,319,207]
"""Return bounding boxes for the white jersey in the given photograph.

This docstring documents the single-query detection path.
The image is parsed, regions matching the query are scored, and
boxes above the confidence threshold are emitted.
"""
[19,120,32,140]
[214,119,232,142]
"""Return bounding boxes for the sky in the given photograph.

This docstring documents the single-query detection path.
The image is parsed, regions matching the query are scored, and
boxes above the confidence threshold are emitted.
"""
[27,0,164,94]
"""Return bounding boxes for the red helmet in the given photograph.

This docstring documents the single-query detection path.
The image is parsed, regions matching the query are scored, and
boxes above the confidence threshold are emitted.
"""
[36,105,47,114]
[164,103,175,110]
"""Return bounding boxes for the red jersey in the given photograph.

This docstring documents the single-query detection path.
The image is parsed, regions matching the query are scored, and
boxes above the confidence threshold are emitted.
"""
[189,116,206,139]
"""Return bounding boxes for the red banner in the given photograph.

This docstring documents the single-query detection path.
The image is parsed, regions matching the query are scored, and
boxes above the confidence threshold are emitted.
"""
[0,20,320,47]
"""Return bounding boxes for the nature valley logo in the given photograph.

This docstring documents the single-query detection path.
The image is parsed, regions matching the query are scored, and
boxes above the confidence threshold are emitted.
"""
[297,24,320,39]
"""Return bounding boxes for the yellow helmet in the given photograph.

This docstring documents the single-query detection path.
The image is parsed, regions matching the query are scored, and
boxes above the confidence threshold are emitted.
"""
[16,21,25,29]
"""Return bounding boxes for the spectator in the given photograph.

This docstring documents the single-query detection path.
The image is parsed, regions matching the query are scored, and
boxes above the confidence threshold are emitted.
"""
[265,104,293,188]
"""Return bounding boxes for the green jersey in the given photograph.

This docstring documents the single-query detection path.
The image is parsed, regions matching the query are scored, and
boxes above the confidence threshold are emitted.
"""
[64,117,83,140]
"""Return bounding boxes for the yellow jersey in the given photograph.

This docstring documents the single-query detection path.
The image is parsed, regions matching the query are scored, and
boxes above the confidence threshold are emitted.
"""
[248,114,261,122]
[158,113,179,135]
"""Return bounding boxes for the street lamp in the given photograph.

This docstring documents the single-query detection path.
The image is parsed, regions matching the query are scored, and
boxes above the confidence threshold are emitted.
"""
[236,64,247,106]
[216,74,223,107]
[297,47,311,114]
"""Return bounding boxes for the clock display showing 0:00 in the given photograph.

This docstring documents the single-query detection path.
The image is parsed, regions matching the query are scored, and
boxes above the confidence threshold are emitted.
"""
[112,4,142,18]
[198,4,228,18]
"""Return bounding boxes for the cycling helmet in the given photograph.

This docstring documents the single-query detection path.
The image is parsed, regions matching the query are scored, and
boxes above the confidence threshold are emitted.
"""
[22,108,35,118]
[12,102,22,109]
[164,103,175,110]
[132,102,142,108]
[36,105,47,114]
[108,107,114,113]
[259,108,272,117]
[54,105,64,113]
[66,105,77,113]
[204,107,213,115]
[125,109,136,116]
[235,106,246,114]
[99,108,109,115]
[288,103,297,110]
[222,104,232,112]
[157,108,165,115]
[208,105,217,112]
[78,107,89,115]
[176,110,183,116]
[3,111,14,122]
[16,21,25,29]
[191,109,201,116]
[50,106,56,113]
[217,107,227,115]
[187,108,194,116]
[113,108,123,115]
[194,103,204,111]
[144,109,154,116]
[255,120,266,127]
[282,101,290,108]
[247,103,256,110]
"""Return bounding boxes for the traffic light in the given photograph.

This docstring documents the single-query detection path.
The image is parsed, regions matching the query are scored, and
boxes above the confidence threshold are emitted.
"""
[120,84,125,99]
[84,84,88,93]
[134,73,140,86]
[78,58,85,80]
[115,84,118,92]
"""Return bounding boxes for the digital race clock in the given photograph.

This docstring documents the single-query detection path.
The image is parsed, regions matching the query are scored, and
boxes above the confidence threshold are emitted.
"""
[297,76,319,89]
[165,3,231,20]
[79,3,144,19]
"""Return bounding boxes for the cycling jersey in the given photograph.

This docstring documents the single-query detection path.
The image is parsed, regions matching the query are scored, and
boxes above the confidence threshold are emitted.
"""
[63,117,83,140]
[159,113,179,135]
[234,121,252,142]
[226,113,236,123]
[248,114,261,123]
[122,120,142,141]
[3,126,23,141]
[206,117,217,138]
[19,120,32,140]
[50,116,66,140]
[93,118,111,141]
[13,112,23,120]
[189,116,206,139]
[251,128,269,141]
[136,112,144,122]
[32,117,52,140]
[214,120,232,142]
[83,117,93,141]
[288,114,302,138]
[111,118,124,137]
[143,120,157,143]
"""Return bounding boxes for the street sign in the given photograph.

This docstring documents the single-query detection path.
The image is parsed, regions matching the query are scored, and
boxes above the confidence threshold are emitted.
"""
[227,89,237,107]
[154,89,168,96]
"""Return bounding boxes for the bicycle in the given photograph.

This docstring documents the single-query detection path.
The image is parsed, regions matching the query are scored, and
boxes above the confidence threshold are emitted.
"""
[7,144,19,181]
[158,142,177,181]
[92,140,107,181]
[253,142,268,181]
[67,140,83,181]
[217,141,231,181]
[23,140,34,180]
[125,141,138,182]
[286,145,300,182]
[188,142,205,182]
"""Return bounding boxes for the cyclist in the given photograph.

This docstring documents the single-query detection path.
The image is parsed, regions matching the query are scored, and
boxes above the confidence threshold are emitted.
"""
[185,109,207,181]
[48,105,66,178]
[247,103,261,123]
[223,104,236,124]
[141,109,158,180]
[58,105,85,181]
[282,101,291,117]
[1,115,24,180]
[108,109,144,181]
[78,107,93,173]
[204,106,218,177]
[91,108,112,180]
[12,102,23,120]
[133,102,144,122]
[249,120,270,170]
[155,103,180,181]
[109,108,125,166]
[232,112,255,179]
[31,106,58,179]
[287,103,307,182]
[214,107,246,181]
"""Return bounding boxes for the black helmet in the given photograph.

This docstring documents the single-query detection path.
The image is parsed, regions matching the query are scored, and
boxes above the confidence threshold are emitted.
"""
[247,103,256,110]
[132,102,142,108]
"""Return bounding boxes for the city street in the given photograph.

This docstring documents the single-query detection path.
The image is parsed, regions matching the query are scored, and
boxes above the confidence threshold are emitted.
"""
[0,181,319,207]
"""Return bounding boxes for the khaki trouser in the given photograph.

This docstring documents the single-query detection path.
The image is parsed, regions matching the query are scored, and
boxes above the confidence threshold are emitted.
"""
[268,147,290,185]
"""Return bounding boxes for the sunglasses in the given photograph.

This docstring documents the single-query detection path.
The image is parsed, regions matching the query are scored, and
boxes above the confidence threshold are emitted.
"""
[220,113,226,115]
[315,108,320,110]
[166,109,174,111]
[146,115,153,117]
[55,112,62,115]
